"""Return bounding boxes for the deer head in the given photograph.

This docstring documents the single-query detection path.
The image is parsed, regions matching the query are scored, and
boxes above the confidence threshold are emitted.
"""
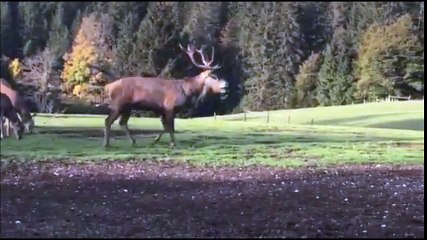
[17,112,35,134]
[10,120,25,140]
[179,43,228,102]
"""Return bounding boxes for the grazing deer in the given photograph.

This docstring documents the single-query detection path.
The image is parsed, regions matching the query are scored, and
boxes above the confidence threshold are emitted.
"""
[1,93,25,140]
[102,43,228,148]
[0,78,35,135]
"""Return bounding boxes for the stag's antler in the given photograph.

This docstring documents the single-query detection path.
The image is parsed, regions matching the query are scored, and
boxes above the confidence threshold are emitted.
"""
[179,42,221,70]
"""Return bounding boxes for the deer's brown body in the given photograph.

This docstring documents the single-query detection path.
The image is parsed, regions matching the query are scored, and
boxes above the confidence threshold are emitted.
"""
[0,78,35,134]
[0,93,25,140]
[103,43,228,148]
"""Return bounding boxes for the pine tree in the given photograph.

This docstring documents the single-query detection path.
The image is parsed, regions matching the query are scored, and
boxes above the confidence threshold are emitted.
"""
[236,2,303,110]
[105,2,149,40]
[214,16,245,114]
[18,2,52,56]
[295,52,322,107]
[316,44,336,106]
[297,2,331,58]
[1,2,13,57]
[315,2,356,106]
[113,12,139,76]
[271,2,304,108]
[182,2,222,43]
[70,10,82,38]
[128,2,181,77]
[47,2,70,59]
[329,54,355,105]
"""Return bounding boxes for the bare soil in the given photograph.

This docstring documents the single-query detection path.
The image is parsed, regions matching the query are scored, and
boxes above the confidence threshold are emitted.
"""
[0,161,424,238]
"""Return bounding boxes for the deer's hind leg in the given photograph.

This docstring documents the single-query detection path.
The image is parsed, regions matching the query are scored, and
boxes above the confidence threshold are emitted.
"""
[103,108,121,148]
[152,114,166,145]
[119,110,136,146]
[153,111,176,148]
[165,111,176,148]
[0,116,3,139]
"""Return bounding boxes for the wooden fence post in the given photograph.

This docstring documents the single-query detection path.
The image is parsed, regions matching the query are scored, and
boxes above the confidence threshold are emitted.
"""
[243,111,247,121]
[288,116,291,124]
[266,111,270,123]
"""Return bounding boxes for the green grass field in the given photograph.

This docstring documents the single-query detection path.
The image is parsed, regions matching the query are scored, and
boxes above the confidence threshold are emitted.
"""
[217,101,424,130]
[0,101,424,169]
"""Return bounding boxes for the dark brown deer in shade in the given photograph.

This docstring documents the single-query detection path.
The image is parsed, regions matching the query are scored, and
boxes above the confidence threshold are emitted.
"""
[102,43,228,148]
[0,93,25,140]
[0,78,35,134]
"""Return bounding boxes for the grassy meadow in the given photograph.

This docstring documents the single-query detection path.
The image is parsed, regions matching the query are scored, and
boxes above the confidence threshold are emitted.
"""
[0,101,424,169]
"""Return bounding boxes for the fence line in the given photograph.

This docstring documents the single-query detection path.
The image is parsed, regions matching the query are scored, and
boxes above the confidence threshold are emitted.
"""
[36,97,423,121]
[212,98,423,123]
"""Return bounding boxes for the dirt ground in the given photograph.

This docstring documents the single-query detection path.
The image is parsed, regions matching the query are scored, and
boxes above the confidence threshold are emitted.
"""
[0,161,424,238]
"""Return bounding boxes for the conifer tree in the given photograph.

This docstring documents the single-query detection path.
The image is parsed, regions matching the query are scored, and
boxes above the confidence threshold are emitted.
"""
[295,52,322,107]
[316,45,336,106]
[236,2,303,110]
[1,2,13,57]
[128,2,180,77]
[47,2,70,59]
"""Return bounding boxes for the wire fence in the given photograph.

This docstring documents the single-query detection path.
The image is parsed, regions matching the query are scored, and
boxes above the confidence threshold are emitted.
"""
[33,95,423,122]
[212,95,424,124]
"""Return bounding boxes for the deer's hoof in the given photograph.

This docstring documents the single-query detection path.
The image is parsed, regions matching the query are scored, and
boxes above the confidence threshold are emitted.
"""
[150,140,159,147]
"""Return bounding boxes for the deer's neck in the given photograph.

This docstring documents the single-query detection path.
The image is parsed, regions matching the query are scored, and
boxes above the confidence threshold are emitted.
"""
[182,75,204,96]
[5,110,21,124]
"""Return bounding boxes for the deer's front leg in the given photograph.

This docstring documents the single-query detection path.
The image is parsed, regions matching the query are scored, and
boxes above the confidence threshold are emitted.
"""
[6,118,11,137]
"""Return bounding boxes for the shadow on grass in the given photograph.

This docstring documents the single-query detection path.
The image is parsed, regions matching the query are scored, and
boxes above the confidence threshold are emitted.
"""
[315,113,423,131]
[32,126,419,146]
[35,126,168,138]
[366,119,424,131]
[1,124,422,167]
[1,165,424,238]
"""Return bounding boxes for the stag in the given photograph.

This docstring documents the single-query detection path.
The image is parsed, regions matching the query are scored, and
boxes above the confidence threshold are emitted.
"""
[1,93,25,140]
[0,78,35,134]
[102,43,228,148]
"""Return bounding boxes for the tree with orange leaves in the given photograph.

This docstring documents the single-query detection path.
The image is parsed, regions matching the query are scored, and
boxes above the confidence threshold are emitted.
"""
[61,13,114,100]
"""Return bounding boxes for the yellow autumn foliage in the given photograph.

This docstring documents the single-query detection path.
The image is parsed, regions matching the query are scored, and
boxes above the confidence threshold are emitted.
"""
[61,13,116,100]
[72,84,90,98]
[61,15,98,93]
[8,58,22,80]
[356,14,420,99]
